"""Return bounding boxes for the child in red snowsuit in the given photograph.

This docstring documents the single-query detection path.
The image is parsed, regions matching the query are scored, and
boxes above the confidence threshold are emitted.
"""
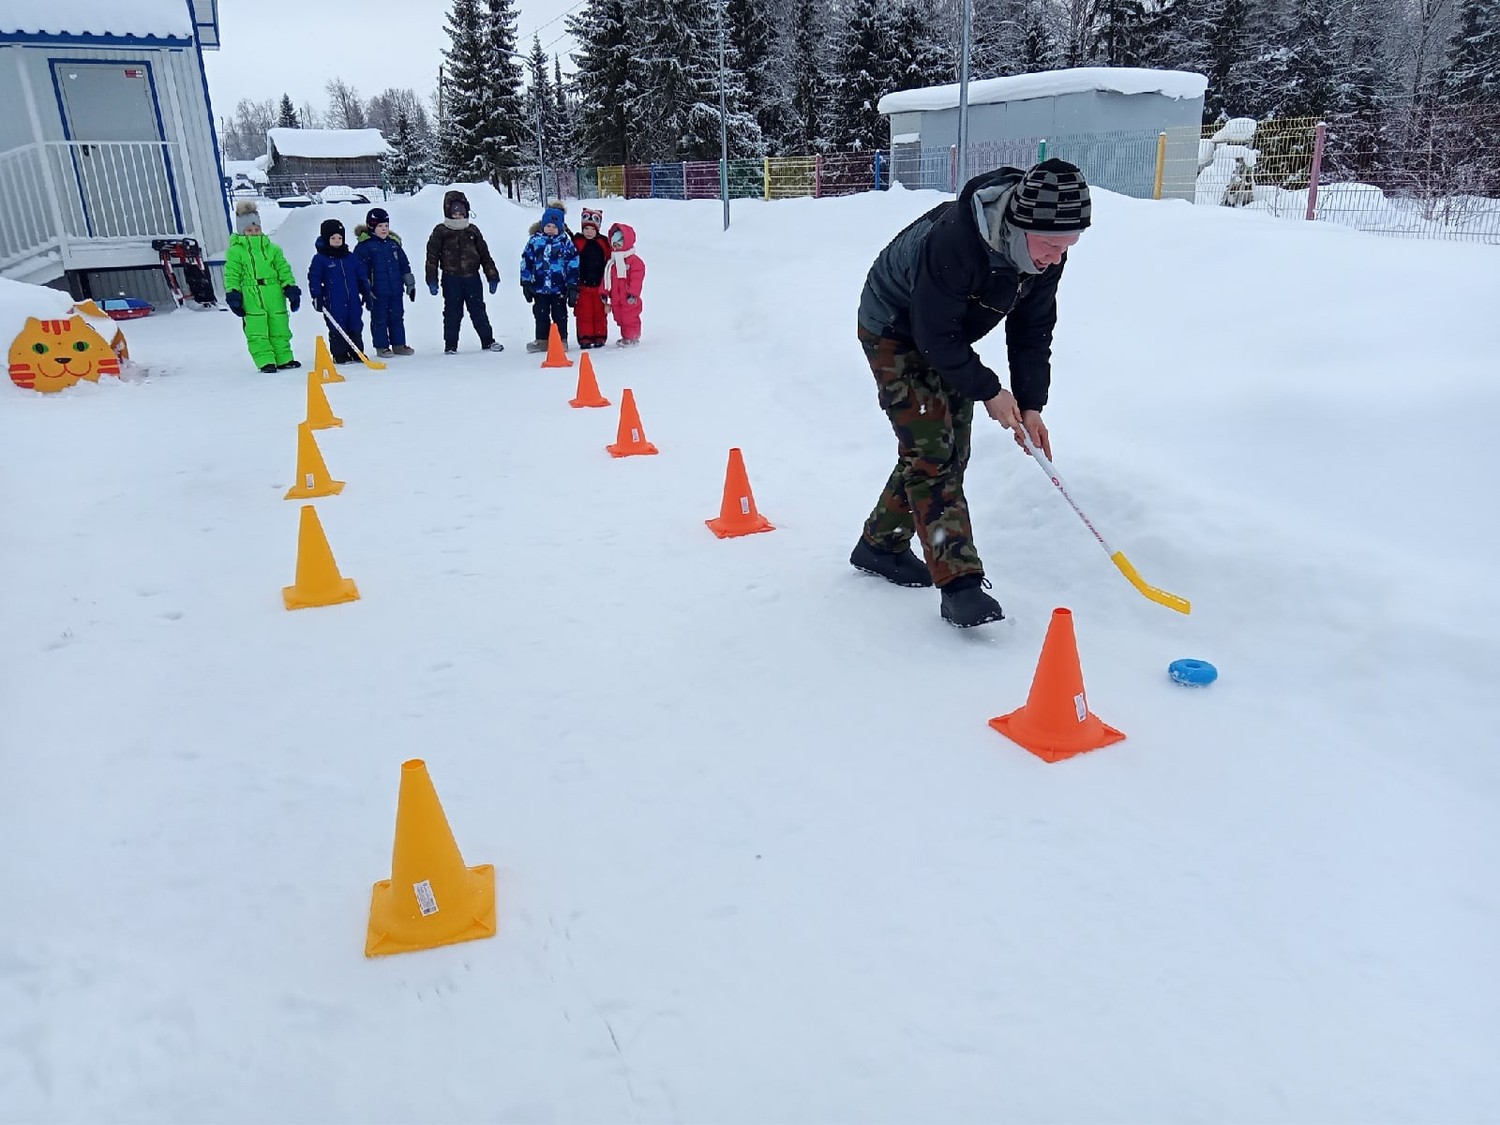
[604,222,645,346]
[573,208,612,349]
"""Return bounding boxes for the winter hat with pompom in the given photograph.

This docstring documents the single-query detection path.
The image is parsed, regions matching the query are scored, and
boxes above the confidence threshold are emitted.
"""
[1007,158,1092,232]
[234,199,262,233]
[581,207,603,232]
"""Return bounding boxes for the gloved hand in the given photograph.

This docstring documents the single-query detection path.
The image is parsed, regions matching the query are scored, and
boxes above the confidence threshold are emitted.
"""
[428,281,440,297]
[566,286,578,308]
[521,282,535,304]
[626,295,638,306]
[283,285,301,313]
[403,273,416,302]
[225,290,245,318]
[488,278,499,295]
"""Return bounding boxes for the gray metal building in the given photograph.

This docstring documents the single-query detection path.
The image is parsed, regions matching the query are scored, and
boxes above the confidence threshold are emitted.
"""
[879,67,1207,201]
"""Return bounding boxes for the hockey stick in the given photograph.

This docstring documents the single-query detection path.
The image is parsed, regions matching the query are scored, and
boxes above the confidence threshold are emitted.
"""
[323,312,387,370]
[1018,429,1191,615]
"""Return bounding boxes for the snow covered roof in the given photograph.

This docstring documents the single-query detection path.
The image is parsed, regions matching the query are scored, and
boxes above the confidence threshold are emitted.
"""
[267,128,393,160]
[0,0,194,39]
[878,67,1209,115]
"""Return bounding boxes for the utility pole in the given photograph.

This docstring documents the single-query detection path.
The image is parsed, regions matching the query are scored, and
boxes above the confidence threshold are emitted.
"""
[718,0,730,230]
[957,0,972,189]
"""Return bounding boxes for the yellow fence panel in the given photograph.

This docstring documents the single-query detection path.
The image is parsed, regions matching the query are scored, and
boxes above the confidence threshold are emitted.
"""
[766,156,816,200]
[596,165,626,198]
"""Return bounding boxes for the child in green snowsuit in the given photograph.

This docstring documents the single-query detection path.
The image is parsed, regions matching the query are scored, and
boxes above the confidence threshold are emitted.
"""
[223,201,303,371]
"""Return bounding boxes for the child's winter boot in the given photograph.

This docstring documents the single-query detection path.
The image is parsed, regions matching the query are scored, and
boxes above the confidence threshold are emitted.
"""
[393,345,415,356]
[526,339,547,353]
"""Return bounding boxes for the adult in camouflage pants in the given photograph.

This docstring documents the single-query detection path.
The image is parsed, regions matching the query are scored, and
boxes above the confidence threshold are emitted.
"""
[858,326,980,588]
[852,160,1092,627]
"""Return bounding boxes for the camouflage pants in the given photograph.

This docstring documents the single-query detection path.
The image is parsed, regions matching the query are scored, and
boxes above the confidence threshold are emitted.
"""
[859,326,983,588]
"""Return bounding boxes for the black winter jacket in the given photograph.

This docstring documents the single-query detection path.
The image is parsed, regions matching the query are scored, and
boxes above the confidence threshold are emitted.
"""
[857,167,1064,410]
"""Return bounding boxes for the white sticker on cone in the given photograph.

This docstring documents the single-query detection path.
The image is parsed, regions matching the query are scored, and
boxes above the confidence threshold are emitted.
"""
[740,497,750,515]
[305,472,315,489]
[1074,692,1087,723]
[414,879,439,916]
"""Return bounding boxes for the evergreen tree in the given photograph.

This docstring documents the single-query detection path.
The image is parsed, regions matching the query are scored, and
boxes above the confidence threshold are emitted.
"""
[890,0,953,92]
[383,111,433,194]
[438,0,526,188]
[831,0,897,150]
[1016,0,1061,72]
[553,55,575,163]
[277,94,299,129]
[727,0,793,153]
[527,34,556,174]
[1324,0,1397,178]
[784,0,831,152]
[1270,0,1338,117]
[1436,0,1500,102]
[628,0,761,161]
[1203,0,1257,118]
[568,0,634,164]
[1093,0,1151,65]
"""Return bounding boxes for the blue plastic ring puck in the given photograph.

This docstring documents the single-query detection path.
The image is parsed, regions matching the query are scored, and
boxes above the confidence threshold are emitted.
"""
[1168,658,1217,687]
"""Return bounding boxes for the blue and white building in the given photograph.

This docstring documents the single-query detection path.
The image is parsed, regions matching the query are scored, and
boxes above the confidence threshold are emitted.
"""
[0,0,228,300]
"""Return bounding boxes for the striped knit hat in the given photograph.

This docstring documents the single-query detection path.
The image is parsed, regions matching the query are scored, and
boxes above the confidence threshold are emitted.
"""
[1008,159,1091,232]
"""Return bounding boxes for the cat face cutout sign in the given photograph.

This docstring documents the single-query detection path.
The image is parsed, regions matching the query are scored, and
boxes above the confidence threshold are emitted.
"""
[8,316,121,393]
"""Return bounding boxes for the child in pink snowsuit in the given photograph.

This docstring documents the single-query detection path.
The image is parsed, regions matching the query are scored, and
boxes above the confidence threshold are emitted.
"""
[603,222,645,346]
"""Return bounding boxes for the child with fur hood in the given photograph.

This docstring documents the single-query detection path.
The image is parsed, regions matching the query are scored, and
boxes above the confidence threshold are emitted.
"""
[603,222,645,346]
[223,201,302,372]
[354,207,416,356]
[520,205,580,352]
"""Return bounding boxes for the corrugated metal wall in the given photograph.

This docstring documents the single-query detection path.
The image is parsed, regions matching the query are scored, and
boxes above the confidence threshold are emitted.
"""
[77,262,226,307]
[6,43,228,262]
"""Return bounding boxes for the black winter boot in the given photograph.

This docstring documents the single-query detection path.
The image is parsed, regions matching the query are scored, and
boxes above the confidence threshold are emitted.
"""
[939,575,1004,628]
[850,537,933,587]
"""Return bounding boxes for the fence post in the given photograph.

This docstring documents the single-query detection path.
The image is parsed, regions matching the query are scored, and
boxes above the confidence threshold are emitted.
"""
[763,156,770,201]
[815,153,823,198]
[873,152,883,192]
[1038,138,1047,161]
[681,161,688,200]
[1153,132,1167,200]
[948,145,957,192]
[1305,121,1327,222]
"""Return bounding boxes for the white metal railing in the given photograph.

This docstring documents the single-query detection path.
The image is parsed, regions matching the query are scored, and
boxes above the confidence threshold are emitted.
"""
[43,139,185,241]
[0,144,60,269]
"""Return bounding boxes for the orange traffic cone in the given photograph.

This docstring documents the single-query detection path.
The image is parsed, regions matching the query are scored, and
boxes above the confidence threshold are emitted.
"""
[305,369,342,430]
[281,504,359,610]
[605,388,658,457]
[541,322,573,368]
[283,422,345,500]
[312,334,345,384]
[568,351,610,408]
[366,758,497,957]
[989,608,1124,763]
[706,448,775,538]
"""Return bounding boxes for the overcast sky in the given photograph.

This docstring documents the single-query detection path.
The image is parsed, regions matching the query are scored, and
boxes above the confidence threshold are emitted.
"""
[202,0,581,123]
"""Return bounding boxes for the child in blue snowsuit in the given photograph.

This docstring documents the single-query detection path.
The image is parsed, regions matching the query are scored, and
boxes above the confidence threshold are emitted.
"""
[354,207,416,357]
[307,218,372,363]
[520,206,580,353]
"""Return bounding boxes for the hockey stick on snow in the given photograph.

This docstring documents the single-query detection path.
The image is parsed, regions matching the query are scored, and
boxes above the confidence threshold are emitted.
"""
[1018,429,1191,615]
[324,313,387,370]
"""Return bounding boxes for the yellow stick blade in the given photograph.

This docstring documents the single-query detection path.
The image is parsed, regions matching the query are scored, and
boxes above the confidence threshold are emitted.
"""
[1110,551,1192,615]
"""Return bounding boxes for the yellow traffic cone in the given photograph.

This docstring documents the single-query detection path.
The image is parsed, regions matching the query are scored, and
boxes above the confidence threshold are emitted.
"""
[305,370,342,430]
[283,423,345,500]
[312,334,345,383]
[366,759,497,957]
[281,504,359,610]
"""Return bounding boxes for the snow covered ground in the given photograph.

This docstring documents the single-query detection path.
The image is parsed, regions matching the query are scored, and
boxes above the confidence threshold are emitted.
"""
[2,183,1498,1123]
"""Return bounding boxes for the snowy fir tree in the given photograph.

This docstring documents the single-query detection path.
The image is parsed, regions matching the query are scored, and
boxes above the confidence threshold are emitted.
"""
[383,111,433,194]
[727,0,794,153]
[568,0,635,164]
[1269,0,1339,117]
[526,34,557,170]
[437,0,525,188]
[277,94,299,130]
[890,0,954,92]
[1435,0,1500,103]
[831,0,897,150]
[783,0,831,152]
